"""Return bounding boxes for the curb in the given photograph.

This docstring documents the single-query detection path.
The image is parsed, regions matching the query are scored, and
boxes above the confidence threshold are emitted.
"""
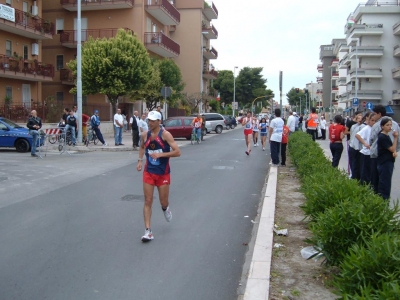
[243,166,278,300]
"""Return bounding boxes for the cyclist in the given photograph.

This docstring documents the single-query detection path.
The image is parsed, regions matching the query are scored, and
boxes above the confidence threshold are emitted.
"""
[191,113,203,143]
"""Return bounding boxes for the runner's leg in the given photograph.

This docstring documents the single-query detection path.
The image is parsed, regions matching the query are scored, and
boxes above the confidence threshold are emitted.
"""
[143,182,155,229]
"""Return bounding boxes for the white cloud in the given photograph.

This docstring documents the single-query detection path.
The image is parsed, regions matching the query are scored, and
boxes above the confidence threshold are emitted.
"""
[212,0,362,103]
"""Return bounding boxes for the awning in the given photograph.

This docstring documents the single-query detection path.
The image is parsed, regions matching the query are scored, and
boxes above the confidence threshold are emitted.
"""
[386,105,394,115]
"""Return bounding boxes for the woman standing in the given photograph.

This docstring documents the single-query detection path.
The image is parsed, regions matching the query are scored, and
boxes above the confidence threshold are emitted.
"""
[252,116,260,147]
[329,115,346,167]
[348,114,363,180]
[377,118,398,200]
[259,117,269,151]
[356,112,376,186]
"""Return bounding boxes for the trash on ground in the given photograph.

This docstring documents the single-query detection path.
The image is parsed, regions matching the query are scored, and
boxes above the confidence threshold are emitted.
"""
[274,243,285,248]
[244,216,249,218]
[273,228,288,236]
[300,246,323,260]
[250,220,258,224]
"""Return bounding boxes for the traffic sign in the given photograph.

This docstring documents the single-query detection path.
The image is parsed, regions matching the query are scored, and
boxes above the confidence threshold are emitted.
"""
[352,97,359,107]
[366,102,374,110]
[232,101,238,109]
[161,86,172,98]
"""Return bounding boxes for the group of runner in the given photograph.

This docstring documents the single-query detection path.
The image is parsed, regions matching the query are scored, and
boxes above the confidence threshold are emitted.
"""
[241,112,270,154]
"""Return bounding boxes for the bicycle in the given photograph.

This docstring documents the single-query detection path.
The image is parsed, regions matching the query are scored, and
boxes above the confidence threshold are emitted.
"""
[191,127,201,145]
[84,126,99,146]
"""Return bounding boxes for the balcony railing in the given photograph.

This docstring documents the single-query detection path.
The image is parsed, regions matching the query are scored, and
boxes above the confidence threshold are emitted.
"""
[202,24,218,39]
[317,64,323,72]
[60,0,134,11]
[145,0,180,25]
[346,23,383,38]
[60,68,75,84]
[0,55,54,80]
[394,21,400,36]
[392,90,400,101]
[0,7,55,38]
[348,68,382,79]
[202,69,218,79]
[392,67,400,79]
[203,1,218,20]
[60,28,133,48]
[144,32,180,57]
[203,46,218,59]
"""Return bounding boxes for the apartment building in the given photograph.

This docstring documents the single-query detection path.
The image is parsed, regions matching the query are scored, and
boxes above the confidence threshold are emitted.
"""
[338,0,400,118]
[39,0,185,117]
[305,81,323,108]
[0,0,55,117]
[173,0,218,100]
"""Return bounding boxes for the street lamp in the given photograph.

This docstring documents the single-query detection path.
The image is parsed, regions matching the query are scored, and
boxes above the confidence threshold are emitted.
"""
[251,95,268,118]
[233,66,238,117]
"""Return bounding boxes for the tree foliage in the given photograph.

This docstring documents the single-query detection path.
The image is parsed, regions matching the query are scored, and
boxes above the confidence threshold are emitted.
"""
[67,29,152,115]
[213,70,234,103]
[286,87,305,108]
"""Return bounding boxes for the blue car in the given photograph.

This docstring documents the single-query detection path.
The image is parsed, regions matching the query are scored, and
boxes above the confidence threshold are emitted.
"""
[0,117,43,152]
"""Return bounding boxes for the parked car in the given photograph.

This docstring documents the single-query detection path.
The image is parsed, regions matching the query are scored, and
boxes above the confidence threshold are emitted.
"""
[191,113,225,134]
[223,115,237,129]
[0,117,43,152]
[163,116,204,140]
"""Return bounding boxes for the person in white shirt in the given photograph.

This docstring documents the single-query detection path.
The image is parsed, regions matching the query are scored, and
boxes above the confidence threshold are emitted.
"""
[139,114,149,133]
[356,112,376,185]
[269,108,284,166]
[287,111,296,134]
[114,108,124,146]
[320,116,327,140]
[252,117,260,146]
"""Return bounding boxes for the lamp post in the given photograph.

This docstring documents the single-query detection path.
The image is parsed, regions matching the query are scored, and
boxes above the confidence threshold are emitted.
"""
[233,66,238,117]
[251,95,267,118]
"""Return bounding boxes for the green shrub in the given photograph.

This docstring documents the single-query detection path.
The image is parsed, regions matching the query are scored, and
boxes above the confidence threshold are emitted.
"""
[308,197,400,266]
[335,233,400,298]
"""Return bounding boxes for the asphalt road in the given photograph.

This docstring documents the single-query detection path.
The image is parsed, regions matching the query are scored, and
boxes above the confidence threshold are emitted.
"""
[0,128,271,300]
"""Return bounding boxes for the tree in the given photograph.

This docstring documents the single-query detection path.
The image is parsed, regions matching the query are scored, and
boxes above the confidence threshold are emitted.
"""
[157,59,185,105]
[286,87,305,110]
[183,92,210,113]
[213,70,234,103]
[235,67,267,106]
[67,29,152,115]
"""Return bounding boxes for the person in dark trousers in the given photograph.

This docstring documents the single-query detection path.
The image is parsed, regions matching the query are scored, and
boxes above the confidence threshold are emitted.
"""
[129,111,139,149]
[281,120,289,166]
[268,108,284,166]
[344,111,362,177]
[26,110,42,157]
[65,109,77,146]
[306,107,319,141]
[329,115,346,167]
[298,114,304,132]
[377,117,398,200]
[201,114,206,141]
[90,110,107,146]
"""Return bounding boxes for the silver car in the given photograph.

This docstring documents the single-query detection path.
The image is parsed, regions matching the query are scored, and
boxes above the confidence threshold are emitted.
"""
[193,113,225,134]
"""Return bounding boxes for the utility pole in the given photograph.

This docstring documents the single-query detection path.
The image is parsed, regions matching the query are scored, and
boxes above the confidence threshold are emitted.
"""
[279,71,282,114]
[76,0,82,143]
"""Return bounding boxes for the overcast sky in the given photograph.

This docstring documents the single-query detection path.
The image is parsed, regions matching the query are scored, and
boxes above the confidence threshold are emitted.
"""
[212,0,363,104]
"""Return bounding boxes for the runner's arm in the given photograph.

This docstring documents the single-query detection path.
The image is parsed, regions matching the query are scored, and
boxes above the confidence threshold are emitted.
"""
[160,131,181,158]
[137,133,146,171]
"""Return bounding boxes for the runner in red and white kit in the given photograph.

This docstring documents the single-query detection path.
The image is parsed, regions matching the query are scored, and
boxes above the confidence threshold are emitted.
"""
[242,112,253,155]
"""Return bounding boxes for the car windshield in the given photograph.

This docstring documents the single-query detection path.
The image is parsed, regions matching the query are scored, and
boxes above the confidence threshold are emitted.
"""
[1,118,23,128]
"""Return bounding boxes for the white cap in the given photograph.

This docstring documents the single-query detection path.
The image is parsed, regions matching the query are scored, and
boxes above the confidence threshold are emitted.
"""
[293,112,297,115]
[148,111,161,121]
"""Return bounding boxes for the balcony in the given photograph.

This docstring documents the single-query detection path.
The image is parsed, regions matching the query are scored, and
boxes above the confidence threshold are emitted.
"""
[202,69,218,80]
[60,0,134,11]
[317,64,323,73]
[60,28,132,48]
[331,86,339,93]
[394,45,400,57]
[341,89,383,102]
[339,53,351,69]
[316,89,323,94]
[338,77,347,86]
[348,46,384,58]
[203,46,218,59]
[316,77,323,83]
[331,59,339,67]
[347,23,383,39]
[393,89,400,101]
[145,0,180,25]
[144,32,180,57]
[202,24,218,39]
[203,1,218,20]
[349,68,382,80]
[0,7,54,39]
[60,68,75,85]
[332,72,339,79]
[394,21,400,36]
[0,55,54,82]
[392,67,400,79]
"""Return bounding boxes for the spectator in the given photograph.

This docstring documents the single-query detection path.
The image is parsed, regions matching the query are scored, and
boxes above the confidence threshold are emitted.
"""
[156,106,164,123]
[268,108,284,166]
[139,113,149,138]
[344,111,363,177]
[26,110,42,157]
[130,111,140,149]
[294,112,299,131]
[298,114,304,132]
[114,108,124,146]
[90,110,107,146]
[320,116,327,140]
[348,114,363,180]
[356,112,375,185]
[287,111,296,135]
[306,107,319,141]
[281,119,290,166]
[329,115,346,167]
[66,109,77,146]
[122,110,128,132]
[82,113,90,142]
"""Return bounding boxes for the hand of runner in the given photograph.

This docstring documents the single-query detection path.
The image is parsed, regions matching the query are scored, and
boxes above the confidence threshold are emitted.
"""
[137,160,142,171]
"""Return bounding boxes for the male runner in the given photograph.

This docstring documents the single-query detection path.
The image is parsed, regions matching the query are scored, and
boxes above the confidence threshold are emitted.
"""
[242,112,253,155]
[137,111,181,242]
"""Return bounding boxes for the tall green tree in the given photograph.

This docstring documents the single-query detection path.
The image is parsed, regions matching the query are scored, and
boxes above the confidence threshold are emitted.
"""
[156,59,185,108]
[67,29,152,115]
[213,70,234,103]
[286,87,305,110]
[235,67,267,106]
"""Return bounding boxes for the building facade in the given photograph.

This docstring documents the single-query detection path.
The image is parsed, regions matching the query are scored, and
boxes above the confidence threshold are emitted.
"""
[0,0,55,119]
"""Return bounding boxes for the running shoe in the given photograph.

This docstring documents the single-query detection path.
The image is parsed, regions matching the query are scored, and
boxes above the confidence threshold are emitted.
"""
[163,206,172,222]
[245,150,249,155]
[262,148,265,151]
[141,229,154,242]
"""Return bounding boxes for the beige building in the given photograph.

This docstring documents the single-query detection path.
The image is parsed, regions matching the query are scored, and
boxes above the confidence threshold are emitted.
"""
[0,0,54,119]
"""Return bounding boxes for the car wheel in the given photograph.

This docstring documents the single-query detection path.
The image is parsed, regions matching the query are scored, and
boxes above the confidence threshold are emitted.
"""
[225,125,230,130]
[230,124,235,129]
[215,125,223,134]
[186,136,191,140]
[15,139,30,152]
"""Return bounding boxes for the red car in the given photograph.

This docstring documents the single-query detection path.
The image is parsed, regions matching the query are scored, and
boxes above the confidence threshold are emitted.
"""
[163,116,195,140]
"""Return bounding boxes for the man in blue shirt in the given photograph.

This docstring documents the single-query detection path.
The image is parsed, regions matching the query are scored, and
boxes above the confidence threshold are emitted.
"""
[90,110,107,146]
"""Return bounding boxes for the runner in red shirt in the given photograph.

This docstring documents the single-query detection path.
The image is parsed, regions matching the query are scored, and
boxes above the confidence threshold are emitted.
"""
[329,115,346,167]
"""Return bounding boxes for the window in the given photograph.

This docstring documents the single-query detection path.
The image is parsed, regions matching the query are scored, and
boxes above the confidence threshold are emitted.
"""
[6,40,12,57]
[56,92,64,102]
[183,119,193,126]
[164,119,180,127]
[6,0,12,5]
[23,45,28,60]
[6,86,12,99]
[0,123,7,131]
[56,18,64,33]
[56,55,64,70]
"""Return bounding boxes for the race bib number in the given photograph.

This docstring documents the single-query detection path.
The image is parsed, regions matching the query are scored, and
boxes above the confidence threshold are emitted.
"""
[147,149,163,165]
[245,122,251,129]
[194,121,201,128]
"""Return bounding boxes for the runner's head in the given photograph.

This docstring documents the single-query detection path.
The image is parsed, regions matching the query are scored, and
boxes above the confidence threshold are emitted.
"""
[147,111,162,130]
